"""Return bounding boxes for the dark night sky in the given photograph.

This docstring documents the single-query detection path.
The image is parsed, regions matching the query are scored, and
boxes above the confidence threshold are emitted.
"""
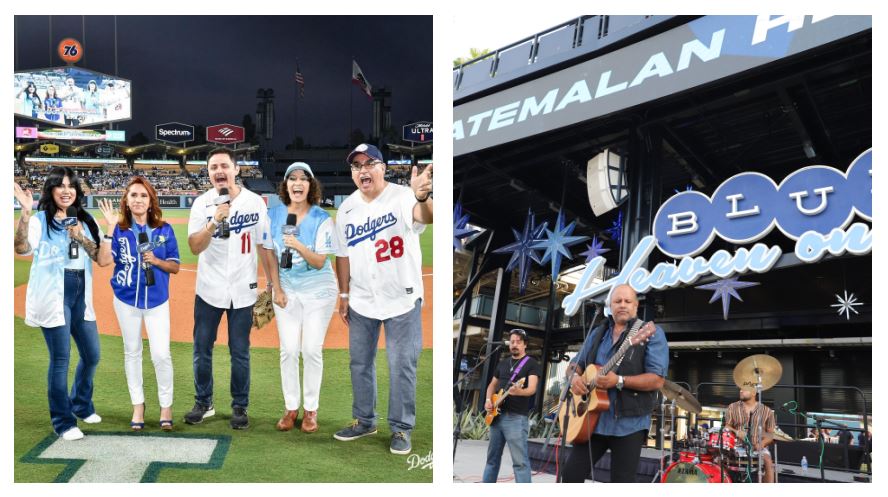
[14,15,433,151]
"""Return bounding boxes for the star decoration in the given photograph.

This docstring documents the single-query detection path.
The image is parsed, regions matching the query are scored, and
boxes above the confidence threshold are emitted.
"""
[831,290,863,320]
[695,277,760,320]
[453,202,478,251]
[603,211,623,246]
[579,235,611,263]
[673,184,695,194]
[531,209,589,280]
[492,209,548,294]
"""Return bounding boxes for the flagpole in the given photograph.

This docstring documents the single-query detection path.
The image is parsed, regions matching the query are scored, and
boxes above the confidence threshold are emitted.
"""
[349,58,353,148]
[293,59,302,148]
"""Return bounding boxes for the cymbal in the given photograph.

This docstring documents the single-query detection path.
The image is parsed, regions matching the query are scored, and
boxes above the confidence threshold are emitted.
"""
[733,354,782,392]
[772,427,794,442]
[660,379,702,414]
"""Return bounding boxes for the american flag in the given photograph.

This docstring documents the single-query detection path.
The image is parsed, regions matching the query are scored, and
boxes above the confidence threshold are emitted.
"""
[295,63,305,98]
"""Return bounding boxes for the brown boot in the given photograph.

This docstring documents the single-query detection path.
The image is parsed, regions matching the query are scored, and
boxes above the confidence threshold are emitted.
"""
[301,410,318,433]
[276,409,299,431]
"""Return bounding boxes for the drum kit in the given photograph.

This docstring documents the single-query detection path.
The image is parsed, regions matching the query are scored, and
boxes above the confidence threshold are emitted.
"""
[659,354,792,483]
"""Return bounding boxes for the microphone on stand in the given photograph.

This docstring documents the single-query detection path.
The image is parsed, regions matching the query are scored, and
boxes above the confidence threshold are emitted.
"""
[138,232,155,287]
[280,214,298,269]
[215,187,231,239]
[65,206,79,259]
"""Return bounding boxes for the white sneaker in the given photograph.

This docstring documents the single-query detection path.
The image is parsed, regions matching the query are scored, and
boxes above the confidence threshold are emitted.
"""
[81,413,102,424]
[61,427,84,441]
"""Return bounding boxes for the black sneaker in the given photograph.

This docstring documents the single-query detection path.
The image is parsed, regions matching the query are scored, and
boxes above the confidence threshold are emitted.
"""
[183,403,215,425]
[230,407,249,430]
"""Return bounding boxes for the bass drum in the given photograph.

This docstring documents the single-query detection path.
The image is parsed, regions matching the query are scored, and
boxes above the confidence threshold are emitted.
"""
[662,461,732,483]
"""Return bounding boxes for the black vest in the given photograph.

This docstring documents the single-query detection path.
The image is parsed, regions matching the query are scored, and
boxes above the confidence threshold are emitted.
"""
[585,318,657,418]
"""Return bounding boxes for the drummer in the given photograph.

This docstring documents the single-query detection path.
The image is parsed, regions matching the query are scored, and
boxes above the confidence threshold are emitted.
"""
[725,389,776,483]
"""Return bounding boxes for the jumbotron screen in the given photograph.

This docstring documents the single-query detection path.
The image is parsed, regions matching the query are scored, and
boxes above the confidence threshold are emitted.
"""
[14,66,132,128]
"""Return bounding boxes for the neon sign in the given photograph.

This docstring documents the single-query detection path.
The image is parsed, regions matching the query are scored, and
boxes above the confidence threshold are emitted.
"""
[563,149,872,316]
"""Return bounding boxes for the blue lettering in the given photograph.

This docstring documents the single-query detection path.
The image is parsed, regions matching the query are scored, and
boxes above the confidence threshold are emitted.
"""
[345,212,398,247]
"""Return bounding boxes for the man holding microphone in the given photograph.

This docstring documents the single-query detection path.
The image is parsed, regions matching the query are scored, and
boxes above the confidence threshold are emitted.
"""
[185,147,278,430]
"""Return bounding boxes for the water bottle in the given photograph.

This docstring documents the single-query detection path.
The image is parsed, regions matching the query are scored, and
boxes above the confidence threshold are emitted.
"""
[801,456,809,473]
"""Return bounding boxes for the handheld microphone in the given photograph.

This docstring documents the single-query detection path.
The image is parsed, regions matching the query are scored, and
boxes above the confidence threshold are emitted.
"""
[280,213,297,269]
[138,232,155,287]
[215,187,231,239]
[66,206,79,259]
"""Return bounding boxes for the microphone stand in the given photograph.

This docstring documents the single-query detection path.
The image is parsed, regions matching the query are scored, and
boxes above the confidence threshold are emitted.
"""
[651,394,671,482]
[787,408,847,482]
[453,345,502,461]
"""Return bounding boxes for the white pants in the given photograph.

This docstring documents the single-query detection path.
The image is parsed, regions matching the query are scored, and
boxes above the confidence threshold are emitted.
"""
[273,290,336,411]
[112,297,173,408]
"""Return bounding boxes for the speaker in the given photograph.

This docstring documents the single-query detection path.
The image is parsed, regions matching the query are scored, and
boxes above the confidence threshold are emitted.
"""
[586,149,627,216]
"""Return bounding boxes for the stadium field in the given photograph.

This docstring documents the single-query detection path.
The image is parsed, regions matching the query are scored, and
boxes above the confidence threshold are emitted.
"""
[13,205,434,482]
[14,317,432,482]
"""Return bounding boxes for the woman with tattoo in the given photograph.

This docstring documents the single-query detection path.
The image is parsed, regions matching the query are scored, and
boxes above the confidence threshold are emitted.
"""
[14,167,112,441]
[97,177,180,431]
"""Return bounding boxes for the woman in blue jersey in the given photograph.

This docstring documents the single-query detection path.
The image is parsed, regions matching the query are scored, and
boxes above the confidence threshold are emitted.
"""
[269,162,338,433]
[43,85,63,123]
[98,177,180,431]
[14,168,113,441]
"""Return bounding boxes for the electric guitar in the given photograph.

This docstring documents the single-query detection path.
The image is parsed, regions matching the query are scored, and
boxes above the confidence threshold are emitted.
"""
[557,319,657,444]
[485,377,527,426]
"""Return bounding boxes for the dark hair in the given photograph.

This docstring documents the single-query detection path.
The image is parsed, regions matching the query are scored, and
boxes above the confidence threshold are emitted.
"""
[277,172,322,206]
[207,147,238,165]
[38,166,100,243]
[118,176,164,230]
[509,328,529,344]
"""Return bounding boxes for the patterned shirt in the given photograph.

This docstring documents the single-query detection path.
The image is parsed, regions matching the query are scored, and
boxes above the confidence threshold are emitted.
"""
[726,400,775,447]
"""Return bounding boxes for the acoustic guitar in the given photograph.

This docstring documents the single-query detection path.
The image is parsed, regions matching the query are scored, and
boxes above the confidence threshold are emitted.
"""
[557,319,656,444]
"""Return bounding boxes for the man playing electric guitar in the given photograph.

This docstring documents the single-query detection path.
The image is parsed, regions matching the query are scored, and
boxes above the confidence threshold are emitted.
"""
[560,284,669,482]
[482,328,540,483]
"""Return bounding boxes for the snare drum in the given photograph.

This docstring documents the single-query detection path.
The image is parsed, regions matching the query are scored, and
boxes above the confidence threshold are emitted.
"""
[708,429,737,451]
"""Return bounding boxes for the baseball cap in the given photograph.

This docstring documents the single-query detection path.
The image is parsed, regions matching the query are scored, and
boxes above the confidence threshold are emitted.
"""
[284,162,313,179]
[346,143,384,164]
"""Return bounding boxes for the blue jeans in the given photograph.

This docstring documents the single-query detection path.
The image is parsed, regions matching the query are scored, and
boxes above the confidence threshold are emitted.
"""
[348,299,422,432]
[40,270,101,435]
[483,412,531,483]
[192,295,254,408]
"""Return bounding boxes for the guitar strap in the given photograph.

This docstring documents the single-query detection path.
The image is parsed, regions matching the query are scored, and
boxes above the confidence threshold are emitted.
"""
[508,355,531,384]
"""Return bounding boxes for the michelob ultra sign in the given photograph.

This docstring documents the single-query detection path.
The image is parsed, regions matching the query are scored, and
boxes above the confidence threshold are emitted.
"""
[563,149,872,316]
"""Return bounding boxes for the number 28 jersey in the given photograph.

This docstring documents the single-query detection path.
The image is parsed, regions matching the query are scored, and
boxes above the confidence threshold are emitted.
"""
[335,182,426,320]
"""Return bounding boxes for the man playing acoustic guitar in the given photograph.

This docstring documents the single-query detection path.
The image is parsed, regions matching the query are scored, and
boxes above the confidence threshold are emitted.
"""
[482,328,540,483]
[560,284,669,482]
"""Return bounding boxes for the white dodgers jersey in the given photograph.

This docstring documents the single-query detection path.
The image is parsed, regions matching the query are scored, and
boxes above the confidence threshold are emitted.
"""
[335,183,425,320]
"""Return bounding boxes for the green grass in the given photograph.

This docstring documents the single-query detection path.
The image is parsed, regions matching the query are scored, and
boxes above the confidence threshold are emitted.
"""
[15,258,31,287]
[14,316,432,482]
[16,208,433,267]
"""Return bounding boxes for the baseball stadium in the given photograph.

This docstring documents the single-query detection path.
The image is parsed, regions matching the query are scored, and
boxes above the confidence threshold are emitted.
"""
[14,16,433,483]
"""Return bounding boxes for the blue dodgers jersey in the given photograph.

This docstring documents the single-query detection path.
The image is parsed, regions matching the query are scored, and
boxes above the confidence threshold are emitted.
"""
[268,204,336,296]
[109,222,180,309]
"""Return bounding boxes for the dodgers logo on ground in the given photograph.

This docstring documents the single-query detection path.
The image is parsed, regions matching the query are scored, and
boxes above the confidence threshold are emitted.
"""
[20,432,230,482]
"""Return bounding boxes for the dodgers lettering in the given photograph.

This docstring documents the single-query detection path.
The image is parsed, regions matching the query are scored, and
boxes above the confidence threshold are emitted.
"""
[228,211,260,234]
[345,213,398,247]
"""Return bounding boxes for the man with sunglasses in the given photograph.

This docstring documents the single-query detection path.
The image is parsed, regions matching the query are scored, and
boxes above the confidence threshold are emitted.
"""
[333,143,433,455]
[482,328,540,483]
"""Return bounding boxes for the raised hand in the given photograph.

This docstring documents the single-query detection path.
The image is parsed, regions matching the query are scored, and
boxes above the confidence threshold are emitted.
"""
[98,198,119,229]
[410,164,433,201]
[13,183,34,216]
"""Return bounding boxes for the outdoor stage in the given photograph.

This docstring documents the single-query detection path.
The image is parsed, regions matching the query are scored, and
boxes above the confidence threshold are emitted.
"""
[454,438,870,483]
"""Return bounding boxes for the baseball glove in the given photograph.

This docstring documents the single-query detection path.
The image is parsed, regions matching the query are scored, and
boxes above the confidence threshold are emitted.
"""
[252,290,275,329]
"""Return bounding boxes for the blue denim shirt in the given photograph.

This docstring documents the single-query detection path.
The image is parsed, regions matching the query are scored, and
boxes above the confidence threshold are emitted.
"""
[573,320,669,437]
